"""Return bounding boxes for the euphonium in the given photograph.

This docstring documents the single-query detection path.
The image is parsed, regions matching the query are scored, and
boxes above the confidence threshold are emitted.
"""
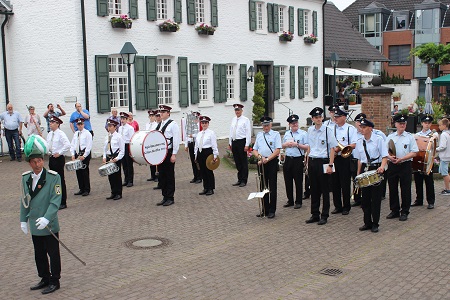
[337,142,353,158]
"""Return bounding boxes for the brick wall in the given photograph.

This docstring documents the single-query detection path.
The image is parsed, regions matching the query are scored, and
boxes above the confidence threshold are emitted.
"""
[382,31,414,80]
[360,91,393,134]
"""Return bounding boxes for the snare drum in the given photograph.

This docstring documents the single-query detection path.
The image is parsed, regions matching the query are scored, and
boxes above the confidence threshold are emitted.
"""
[98,162,119,177]
[129,130,168,165]
[355,170,384,188]
[412,135,436,174]
[65,159,84,171]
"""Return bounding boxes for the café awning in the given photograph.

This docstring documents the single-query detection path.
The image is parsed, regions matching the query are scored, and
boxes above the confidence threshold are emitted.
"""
[324,67,378,77]
[432,74,450,86]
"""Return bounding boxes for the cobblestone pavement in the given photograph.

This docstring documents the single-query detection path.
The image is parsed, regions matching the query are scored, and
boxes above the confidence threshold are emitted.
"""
[1,139,449,299]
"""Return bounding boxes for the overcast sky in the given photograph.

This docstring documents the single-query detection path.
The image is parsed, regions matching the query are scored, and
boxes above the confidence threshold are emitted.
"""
[330,0,355,11]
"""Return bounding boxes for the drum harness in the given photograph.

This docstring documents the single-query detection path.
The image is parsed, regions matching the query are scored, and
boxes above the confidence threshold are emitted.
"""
[157,120,174,150]
[362,140,380,172]
[106,134,119,162]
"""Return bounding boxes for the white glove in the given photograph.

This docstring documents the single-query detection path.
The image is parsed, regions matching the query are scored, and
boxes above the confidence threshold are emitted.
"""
[20,222,28,235]
[35,217,49,230]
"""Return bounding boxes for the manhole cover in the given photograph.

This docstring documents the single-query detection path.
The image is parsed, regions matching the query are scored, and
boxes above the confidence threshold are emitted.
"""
[319,268,343,276]
[124,237,171,250]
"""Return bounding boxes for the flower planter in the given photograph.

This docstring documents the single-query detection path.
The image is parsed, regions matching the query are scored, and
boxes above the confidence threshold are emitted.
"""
[430,124,440,132]
[159,27,178,32]
[393,96,401,102]
[198,30,214,35]
[111,22,132,29]
[303,39,316,44]
[279,36,292,42]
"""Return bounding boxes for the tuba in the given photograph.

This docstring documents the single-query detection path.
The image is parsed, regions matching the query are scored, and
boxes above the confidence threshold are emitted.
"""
[337,142,353,158]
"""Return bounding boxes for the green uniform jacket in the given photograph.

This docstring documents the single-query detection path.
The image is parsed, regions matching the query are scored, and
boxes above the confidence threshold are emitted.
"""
[20,168,62,236]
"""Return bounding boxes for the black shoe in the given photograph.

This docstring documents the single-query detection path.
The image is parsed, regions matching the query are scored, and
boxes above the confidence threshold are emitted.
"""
[147,178,156,181]
[153,186,162,190]
[74,190,83,195]
[331,208,342,214]
[154,178,158,182]
[317,219,328,225]
[294,203,302,209]
[386,211,400,219]
[163,199,174,206]
[267,213,275,219]
[302,194,310,200]
[41,283,60,294]
[342,210,349,215]
[81,192,89,196]
[156,199,167,206]
[195,179,202,184]
[427,204,435,209]
[17,158,22,162]
[305,216,320,224]
[283,202,294,208]
[199,190,207,195]
[411,201,423,207]
[126,182,133,187]
[359,224,371,231]
[239,182,247,187]
[371,226,379,233]
[351,202,361,207]
[381,196,386,200]
[190,178,196,183]
[30,279,49,290]
[10,157,15,161]
[205,190,213,196]
[122,182,128,186]
[113,195,122,200]
[59,204,67,210]
[232,181,241,186]
[399,214,408,221]
[106,194,115,200]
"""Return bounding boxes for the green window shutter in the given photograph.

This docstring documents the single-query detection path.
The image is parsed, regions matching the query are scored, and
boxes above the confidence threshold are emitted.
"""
[220,64,226,102]
[273,4,279,32]
[289,6,294,34]
[135,56,147,110]
[178,57,189,108]
[146,0,156,21]
[298,9,304,36]
[274,66,280,100]
[267,3,273,33]
[249,0,256,31]
[129,0,139,19]
[313,11,318,36]
[240,64,248,101]
[190,63,199,104]
[213,64,226,103]
[174,0,182,23]
[95,55,110,113]
[97,0,109,16]
[213,64,220,103]
[298,66,304,99]
[211,0,218,27]
[187,0,196,25]
[313,66,318,98]
[289,66,295,99]
[145,56,158,109]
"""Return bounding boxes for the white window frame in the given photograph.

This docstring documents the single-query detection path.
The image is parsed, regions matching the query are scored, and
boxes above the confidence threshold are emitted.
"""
[108,0,122,15]
[195,0,210,24]
[157,57,173,105]
[198,63,209,102]
[109,56,128,109]
[256,2,266,32]
[280,66,286,98]
[226,64,236,100]
[157,0,170,20]
[304,67,310,97]
[304,10,309,35]
[279,6,286,32]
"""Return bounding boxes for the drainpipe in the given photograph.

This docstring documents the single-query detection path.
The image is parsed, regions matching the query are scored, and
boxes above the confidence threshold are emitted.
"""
[322,0,328,113]
[1,12,12,106]
[80,0,89,110]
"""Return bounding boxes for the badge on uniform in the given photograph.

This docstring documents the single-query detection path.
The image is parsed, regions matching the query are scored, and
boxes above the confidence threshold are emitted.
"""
[342,137,345,141]
[404,144,407,149]
[321,140,325,145]
[270,142,273,145]
[55,185,62,195]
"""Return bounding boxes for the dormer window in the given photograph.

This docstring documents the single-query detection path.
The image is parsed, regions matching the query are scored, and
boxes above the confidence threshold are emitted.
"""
[359,13,381,37]
[395,14,408,29]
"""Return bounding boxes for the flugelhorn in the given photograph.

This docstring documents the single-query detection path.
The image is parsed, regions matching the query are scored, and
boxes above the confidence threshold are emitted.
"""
[337,142,353,158]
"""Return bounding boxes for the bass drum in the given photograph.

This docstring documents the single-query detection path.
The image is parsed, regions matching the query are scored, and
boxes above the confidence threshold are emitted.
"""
[129,130,168,165]
[412,135,436,175]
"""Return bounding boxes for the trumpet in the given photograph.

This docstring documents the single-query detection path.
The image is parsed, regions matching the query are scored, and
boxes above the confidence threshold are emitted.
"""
[336,142,353,158]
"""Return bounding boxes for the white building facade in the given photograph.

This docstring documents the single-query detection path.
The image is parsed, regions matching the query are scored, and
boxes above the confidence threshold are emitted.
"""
[0,0,324,156]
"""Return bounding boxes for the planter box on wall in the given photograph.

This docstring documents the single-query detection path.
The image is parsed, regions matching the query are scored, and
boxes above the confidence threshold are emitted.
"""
[279,36,292,42]
[160,27,178,32]
[303,40,316,44]
[111,22,132,29]
[198,30,214,35]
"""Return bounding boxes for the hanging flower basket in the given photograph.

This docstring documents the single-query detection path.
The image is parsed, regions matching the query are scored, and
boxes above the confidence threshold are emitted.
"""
[198,29,215,35]
[279,31,293,42]
[195,23,216,35]
[110,15,132,29]
[303,34,318,44]
[158,20,180,32]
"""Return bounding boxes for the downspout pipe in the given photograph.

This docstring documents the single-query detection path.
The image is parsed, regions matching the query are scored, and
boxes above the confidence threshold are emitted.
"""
[322,0,327,114]
[1,12,12,106]
[80,0,89,110]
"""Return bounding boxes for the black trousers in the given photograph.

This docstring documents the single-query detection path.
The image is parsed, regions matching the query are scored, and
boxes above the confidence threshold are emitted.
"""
[198,147,215,191]
[121,144,134,183]
[414,171,435,205]
[159,149,175,201]
[49,156,67,206]
[304,174,310,197]
[388,161,412,215]
[283,156,304,205]
[308,158,331,219]
[108,159,122,196]
[188,141,201,180]
[361,165,383,227]
[231,138,248,184]
[149,165,158,180]
[32,233,61,285]
[332,155,352,212]
[75,153,91,193]
[258,159,278,214]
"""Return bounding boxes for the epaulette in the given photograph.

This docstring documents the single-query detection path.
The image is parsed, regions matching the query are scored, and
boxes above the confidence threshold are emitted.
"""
[22,171,32,176]
[47,170,58,175]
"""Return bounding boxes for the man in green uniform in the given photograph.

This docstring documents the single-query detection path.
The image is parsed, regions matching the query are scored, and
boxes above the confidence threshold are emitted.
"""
[20,135,62,294]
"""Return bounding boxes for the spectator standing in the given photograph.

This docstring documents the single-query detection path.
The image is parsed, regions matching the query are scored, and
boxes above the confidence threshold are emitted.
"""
[24,106,42,137]
[436,118,450,195]
[105,109,120,132]
[0,103,24,161]
[43,103,66,133]
[69,103,93,137]
[128,113,139,132]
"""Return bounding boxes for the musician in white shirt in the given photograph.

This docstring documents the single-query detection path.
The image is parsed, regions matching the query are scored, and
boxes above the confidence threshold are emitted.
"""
[103,119,125,200]
[185,111,202,184]
[195,116,219,196]
[70,118,93,197]
[228,104,251,187]
[119,112,135,187]
[47,116,70,209]
[146,110,159,182]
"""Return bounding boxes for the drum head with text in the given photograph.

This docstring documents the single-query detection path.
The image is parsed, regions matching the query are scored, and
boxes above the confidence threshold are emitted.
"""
[143,131,168,165]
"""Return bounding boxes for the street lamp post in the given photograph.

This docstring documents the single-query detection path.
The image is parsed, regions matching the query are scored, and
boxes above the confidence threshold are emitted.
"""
[120,42,138,114]
[330,52,340,105]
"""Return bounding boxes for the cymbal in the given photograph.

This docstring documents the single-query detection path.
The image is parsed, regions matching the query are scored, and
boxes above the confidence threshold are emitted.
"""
[388,139,396,157]
[206,154,220,170]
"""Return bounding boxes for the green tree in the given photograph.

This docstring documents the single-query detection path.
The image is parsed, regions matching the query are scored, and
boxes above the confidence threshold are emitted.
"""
[410,43,450,65]
[252,71,265,125]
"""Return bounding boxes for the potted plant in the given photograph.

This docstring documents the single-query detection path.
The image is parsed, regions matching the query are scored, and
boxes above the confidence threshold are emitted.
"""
[110,15,132,29]
[431,101,445,131]
[279,31,294,42]
[303,34,318,44]
[348,94,357,105]
[195,23,215,35]
[252,71,265,135]
[158,20,180,32]
[392,91,402,102]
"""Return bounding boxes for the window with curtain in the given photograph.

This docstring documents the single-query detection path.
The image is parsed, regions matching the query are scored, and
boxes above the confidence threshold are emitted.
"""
[280,66,286,98]
[257,2,264,30]
[199,64,208,102]
[388,45,411,66]
[304,10,309,35]
[157,0,168,20]
[109,56,128,108]
[108,0,122,15]
[157,58,173,104]
[304,67,309,96]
